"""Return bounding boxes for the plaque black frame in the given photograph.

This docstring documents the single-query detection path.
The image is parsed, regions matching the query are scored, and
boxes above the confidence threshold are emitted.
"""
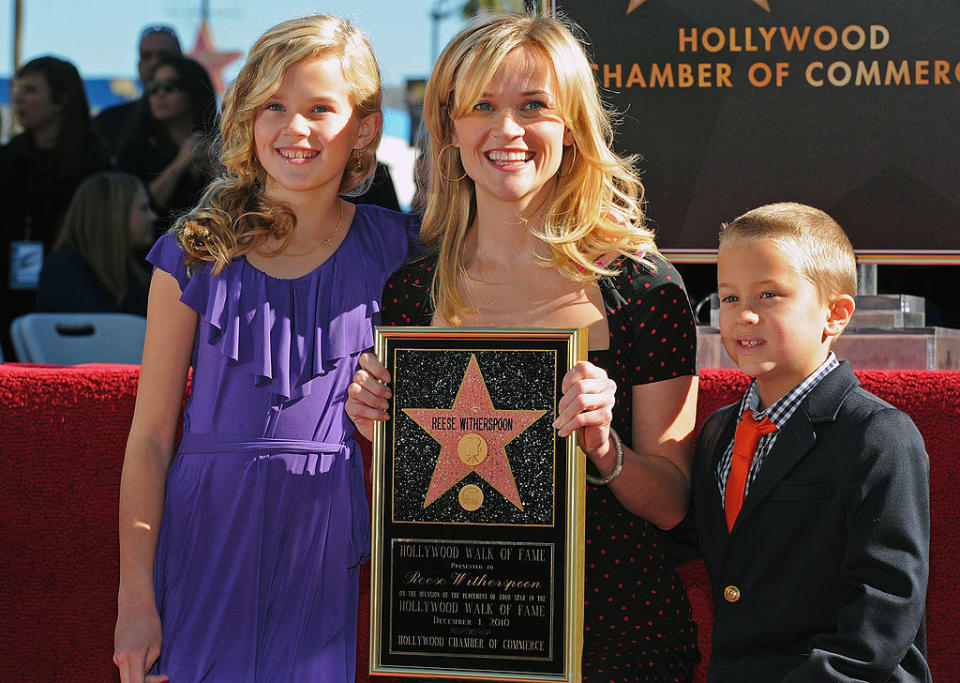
[370,327,586,682]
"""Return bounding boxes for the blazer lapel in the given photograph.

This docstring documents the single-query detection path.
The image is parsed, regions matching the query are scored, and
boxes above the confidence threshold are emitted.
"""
[701,409,738,553]
[731,362,860,532]
[732,415,816,529]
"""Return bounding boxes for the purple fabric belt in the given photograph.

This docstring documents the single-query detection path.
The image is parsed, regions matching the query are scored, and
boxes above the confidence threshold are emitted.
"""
[178,432,349,456]
[176,433,354,475]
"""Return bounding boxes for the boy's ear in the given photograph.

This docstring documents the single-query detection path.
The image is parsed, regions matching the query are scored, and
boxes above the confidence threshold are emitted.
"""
[824,294,855,338]
[355,112,382,150]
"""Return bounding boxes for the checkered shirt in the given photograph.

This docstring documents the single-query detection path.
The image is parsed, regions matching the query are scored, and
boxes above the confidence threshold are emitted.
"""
[716,353,840,500]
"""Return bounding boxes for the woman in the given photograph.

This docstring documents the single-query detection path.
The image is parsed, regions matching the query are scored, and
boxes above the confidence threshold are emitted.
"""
[37,172,154,315]
[117,56,219,232]
[347,13,699,681]
[0,55,110,357]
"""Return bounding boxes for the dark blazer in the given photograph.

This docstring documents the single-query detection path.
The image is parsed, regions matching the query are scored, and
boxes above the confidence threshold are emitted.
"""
[691,361,931,682]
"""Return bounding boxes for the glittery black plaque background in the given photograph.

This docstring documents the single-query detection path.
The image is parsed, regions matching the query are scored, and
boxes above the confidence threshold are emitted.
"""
[392,349,556,525]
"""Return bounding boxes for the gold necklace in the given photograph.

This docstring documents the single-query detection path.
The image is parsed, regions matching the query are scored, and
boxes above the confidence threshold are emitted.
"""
[280,201,344,258]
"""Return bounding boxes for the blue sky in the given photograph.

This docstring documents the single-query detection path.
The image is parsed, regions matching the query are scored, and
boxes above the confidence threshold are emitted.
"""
[1,1,469,87]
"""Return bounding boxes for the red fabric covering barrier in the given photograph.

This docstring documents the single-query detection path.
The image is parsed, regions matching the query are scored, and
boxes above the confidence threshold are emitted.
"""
[0,364,957,681]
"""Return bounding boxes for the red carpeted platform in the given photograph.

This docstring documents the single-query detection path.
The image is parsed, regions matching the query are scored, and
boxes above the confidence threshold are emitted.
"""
[0,364,957,681]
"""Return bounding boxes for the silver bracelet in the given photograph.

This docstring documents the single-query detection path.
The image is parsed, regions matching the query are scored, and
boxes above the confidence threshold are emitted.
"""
[585,427,624,486]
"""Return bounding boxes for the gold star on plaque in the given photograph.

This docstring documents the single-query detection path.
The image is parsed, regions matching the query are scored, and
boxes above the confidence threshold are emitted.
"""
[627,0,770,13]
[403,354,547,511]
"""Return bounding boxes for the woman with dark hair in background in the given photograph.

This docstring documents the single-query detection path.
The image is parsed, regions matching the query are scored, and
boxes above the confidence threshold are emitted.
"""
[37,172,155,316]
[0,55,110,358]
[117,56,219,232]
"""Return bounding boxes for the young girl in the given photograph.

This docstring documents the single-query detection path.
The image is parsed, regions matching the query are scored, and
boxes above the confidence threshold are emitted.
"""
[113,16,419,683]
[37,172,154,315]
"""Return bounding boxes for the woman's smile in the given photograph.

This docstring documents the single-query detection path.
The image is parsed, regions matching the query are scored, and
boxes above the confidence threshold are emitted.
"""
[451,46,572,209]
[485,148,535,168]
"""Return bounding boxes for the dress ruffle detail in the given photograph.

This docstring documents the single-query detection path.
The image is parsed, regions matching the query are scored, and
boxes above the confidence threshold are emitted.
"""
[146,218,408,400]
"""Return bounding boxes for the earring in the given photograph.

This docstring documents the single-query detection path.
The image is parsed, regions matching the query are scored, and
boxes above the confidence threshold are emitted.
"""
[438,143,467,182]
[354,149,364,170]
[557,144,577,179]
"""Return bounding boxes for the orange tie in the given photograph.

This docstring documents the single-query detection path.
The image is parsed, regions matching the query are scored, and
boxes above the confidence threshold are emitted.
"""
[724,411,778,531]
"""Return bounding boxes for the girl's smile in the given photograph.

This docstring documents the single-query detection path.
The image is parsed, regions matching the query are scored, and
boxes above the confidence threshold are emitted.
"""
[275,147,320,162]
[253,55,377,201]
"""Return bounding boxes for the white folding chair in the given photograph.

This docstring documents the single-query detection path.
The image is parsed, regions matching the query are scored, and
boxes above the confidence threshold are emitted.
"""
[9,313,147,364]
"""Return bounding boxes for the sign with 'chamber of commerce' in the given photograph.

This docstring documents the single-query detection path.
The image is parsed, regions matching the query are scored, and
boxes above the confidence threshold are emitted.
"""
[546,0,960,261]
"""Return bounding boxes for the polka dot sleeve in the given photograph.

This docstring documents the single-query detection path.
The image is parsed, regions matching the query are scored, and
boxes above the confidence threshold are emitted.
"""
[380,257,434,327]
[608,254,698,386]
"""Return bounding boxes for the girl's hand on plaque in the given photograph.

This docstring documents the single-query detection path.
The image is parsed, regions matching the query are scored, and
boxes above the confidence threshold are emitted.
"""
[346,352,392,441]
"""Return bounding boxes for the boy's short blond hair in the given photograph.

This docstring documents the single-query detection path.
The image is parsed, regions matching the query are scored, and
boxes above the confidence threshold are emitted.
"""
[719,202,857,301]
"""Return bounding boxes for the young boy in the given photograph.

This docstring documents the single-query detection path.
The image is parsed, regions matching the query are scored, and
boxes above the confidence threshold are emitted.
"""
[691,202,931,681]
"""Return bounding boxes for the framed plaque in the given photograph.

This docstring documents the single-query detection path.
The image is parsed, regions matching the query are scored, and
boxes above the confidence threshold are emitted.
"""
[370,327,587,681]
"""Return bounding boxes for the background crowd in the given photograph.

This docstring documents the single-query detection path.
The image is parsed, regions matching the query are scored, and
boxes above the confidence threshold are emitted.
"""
[3,17,959,363]
[0,24,403,360]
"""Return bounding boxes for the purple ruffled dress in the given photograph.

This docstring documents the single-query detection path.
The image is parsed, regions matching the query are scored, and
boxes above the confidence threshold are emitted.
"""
[146,205,420,682]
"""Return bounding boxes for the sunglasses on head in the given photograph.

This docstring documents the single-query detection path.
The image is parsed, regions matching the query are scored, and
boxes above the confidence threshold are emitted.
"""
[148,79,183,96]
[140,24,179,42]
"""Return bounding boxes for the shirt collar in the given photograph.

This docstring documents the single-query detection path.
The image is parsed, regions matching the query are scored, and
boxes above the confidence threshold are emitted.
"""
[739,352,839,428]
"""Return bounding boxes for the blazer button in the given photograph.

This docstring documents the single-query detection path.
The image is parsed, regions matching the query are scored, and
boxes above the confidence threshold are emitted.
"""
[723,585,741,603]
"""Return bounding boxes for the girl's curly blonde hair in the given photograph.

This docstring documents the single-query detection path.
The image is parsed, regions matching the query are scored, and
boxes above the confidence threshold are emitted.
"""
[175,15,382,274]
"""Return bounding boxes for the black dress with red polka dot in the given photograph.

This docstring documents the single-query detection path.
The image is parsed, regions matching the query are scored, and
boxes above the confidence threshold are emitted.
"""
[380,251,699,682]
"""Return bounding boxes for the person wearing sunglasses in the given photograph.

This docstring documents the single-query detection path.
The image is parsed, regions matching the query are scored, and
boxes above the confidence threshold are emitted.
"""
[94,25,183,159]
[117,56,219,236]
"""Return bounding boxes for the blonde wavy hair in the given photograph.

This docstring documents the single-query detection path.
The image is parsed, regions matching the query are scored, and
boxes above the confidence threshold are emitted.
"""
[176,15,382,273]
[54,172,151,305]
[422,12,656,324]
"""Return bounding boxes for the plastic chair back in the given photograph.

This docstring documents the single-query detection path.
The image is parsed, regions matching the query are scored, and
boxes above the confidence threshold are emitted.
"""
[9,313,147,364]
